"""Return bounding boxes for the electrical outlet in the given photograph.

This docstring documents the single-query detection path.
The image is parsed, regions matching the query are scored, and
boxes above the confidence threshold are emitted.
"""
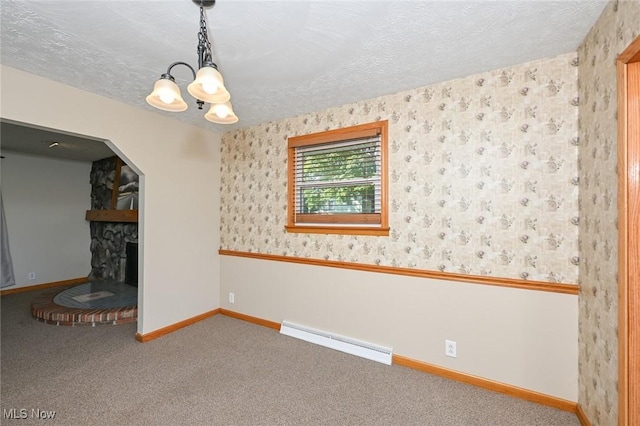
[228,292,235,304]
[27,272,36,280]
[445,340,457,358]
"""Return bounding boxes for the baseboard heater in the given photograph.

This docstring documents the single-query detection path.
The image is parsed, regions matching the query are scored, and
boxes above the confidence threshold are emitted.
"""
[280,320,393,365]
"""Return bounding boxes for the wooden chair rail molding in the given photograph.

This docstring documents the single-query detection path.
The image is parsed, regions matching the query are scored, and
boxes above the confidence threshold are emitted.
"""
[218,250,578,295]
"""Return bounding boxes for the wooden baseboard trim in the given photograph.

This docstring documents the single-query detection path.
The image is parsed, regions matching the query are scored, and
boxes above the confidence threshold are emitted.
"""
[135,309,220,343]
[135,308,582,419]
[0,277,90,296]
[393,354,577,412]
[218,249,578,295]
[219,309,281,331]
[211,309,580,416]
[576,404,592,426]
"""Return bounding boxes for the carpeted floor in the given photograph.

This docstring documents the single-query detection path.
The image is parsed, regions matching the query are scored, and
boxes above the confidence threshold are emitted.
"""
[1,289,580,425]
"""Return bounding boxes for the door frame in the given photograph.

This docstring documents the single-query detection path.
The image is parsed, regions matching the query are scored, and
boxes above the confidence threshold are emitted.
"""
[617,35,640,426]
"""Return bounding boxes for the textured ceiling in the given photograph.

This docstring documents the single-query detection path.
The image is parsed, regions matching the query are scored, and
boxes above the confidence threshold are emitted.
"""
[1,0,607,135]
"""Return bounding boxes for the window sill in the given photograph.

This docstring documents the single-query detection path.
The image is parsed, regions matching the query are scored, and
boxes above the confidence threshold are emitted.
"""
[285,225,389,236]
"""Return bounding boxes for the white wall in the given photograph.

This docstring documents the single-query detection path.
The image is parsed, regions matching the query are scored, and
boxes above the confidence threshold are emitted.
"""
[1,152,91,288]
[0,65,221,335]
[220,255,578,401]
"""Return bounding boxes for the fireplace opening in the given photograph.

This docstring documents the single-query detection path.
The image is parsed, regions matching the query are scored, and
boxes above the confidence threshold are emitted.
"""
[124,242,138,286]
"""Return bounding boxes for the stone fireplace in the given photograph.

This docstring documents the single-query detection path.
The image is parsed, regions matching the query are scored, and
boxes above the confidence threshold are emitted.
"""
[87,157,138,283]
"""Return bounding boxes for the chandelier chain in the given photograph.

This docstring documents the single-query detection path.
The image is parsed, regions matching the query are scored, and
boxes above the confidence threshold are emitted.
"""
[198,6,213,63]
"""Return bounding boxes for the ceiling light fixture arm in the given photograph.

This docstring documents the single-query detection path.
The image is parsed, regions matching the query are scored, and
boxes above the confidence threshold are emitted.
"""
[163,61,197,81]
[161,61,204,109]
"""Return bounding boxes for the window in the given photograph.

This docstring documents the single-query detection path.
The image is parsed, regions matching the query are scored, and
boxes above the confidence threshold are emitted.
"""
[286,120,389,236]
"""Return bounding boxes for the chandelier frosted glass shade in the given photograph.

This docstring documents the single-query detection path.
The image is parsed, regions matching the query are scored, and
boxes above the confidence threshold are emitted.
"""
[187,66,230,104]
[146,78,188,112]
[205,101,238,124]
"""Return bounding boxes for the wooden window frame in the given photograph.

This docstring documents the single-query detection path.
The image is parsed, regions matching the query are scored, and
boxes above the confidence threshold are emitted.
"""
[286,120,389,236]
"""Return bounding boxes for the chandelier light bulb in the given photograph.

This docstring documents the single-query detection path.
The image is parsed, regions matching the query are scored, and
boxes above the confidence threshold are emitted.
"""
[205,101,238,124]
[187,66,230,103]
[201,80,219,95]
[215,104,230,118]
[159,92,175,104]
[146,77,188,112]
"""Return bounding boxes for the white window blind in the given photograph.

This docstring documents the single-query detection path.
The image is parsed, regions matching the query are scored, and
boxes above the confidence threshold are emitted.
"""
[293,135,382,221]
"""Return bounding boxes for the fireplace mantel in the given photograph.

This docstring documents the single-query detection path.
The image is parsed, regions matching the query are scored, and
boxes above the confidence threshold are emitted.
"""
[85,209,138,223]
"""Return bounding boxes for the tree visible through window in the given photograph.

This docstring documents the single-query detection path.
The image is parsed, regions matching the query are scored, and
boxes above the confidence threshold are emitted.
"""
[286,121,389,236]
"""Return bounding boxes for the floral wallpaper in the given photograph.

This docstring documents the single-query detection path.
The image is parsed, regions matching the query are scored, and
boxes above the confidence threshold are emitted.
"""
[220,52,580,284]
[578,1,640,425]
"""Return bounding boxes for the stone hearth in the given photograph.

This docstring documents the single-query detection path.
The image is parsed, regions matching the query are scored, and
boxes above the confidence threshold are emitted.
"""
[31,280,137,326]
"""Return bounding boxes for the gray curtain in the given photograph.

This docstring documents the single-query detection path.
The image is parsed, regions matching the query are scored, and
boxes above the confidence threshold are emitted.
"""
[1,192,16,288]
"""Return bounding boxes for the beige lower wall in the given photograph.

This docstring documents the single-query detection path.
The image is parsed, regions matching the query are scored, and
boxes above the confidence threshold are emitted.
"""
[220,255,578,401]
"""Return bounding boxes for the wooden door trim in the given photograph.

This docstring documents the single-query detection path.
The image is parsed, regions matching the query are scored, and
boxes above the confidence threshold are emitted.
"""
[617,35,640,426]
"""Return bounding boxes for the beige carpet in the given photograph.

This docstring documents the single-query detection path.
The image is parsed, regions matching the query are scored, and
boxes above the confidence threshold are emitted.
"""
[1,289,579,425]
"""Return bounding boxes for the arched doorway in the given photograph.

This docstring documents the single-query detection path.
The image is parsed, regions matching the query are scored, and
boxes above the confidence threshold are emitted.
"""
[0,119,144,331]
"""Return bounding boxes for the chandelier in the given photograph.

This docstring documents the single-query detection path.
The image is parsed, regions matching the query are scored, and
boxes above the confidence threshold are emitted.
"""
[146,0,238,124]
